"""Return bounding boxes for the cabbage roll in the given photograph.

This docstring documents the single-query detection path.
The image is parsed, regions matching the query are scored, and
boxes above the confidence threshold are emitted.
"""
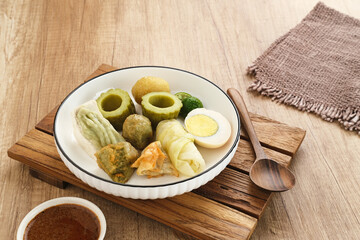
[156,120,205,176]
[131,141,179,178]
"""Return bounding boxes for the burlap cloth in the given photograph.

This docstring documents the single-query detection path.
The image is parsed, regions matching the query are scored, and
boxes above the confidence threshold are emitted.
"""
[247,2,360,134]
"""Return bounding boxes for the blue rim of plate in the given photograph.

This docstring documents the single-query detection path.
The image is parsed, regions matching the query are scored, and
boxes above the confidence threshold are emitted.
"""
[53,65,241,188]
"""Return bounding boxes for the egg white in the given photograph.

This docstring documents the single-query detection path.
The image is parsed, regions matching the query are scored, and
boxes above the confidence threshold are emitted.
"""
[184,108,231,148]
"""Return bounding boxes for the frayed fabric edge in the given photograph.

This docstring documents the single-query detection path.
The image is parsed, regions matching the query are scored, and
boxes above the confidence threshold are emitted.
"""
[247,66,360,135]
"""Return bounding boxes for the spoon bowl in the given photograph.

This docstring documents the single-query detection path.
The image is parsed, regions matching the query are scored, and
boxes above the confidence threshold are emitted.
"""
[250,158,295,191]
[227,88,295,192]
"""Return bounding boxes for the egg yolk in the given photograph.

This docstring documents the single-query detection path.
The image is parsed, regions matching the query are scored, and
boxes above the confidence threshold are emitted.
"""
[185,114,218,137]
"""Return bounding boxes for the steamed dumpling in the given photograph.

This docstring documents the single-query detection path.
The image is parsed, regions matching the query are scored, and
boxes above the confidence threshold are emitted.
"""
[73,100,125,157]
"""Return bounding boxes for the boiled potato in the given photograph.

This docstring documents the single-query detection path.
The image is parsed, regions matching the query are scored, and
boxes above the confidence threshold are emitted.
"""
[131,76,170,104]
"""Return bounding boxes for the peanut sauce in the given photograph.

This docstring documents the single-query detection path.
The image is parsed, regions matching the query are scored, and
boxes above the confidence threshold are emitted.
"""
[23,204,100,240]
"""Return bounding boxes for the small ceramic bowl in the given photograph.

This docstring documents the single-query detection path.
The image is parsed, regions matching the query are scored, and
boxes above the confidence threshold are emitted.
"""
[54,66,241,199]
[17,197,106,240]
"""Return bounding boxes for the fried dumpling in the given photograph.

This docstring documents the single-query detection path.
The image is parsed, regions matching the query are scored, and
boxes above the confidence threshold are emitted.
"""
[95,142,139,183]
[131,141,179,178]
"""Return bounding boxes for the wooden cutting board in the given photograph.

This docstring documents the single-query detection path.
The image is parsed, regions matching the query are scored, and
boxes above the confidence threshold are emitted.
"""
[7,64,306,240]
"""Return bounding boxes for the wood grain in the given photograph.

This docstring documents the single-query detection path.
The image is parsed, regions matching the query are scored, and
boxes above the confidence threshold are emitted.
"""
[8,129,258,240]
[2,1,360,240]
[29,168,68,189]
[11,126,275,219]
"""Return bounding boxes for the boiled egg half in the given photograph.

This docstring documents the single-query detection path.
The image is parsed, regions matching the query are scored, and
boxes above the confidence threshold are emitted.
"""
[184,108,231,148]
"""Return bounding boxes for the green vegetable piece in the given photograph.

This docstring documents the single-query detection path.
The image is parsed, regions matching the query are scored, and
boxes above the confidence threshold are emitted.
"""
[96,88,136,131]
[175,92,192,101]
[180,96,203,117]
[141,92,182,127]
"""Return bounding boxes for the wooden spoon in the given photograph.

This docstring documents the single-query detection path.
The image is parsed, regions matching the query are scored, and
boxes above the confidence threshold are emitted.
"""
[227,88,295,192]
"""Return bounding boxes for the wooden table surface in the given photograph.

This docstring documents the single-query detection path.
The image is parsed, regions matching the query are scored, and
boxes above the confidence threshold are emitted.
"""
[1,0,359,239]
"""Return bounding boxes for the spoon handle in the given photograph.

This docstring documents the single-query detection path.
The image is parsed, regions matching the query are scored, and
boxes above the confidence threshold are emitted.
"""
[227,88,267,161]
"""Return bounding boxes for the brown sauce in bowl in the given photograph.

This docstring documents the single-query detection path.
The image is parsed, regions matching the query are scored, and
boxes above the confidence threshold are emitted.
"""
[23,203,100,240]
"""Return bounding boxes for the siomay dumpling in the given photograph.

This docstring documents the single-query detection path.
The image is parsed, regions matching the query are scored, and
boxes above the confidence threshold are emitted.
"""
[156,120,205,177]
[73,100,125,157]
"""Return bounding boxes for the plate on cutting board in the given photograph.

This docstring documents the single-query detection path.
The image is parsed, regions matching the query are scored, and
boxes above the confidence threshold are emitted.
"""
[54,66,240,199]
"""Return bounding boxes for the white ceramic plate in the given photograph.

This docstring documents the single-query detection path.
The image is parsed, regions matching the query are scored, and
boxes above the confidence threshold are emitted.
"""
[54,66,240,199]
[17,197,106,240]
